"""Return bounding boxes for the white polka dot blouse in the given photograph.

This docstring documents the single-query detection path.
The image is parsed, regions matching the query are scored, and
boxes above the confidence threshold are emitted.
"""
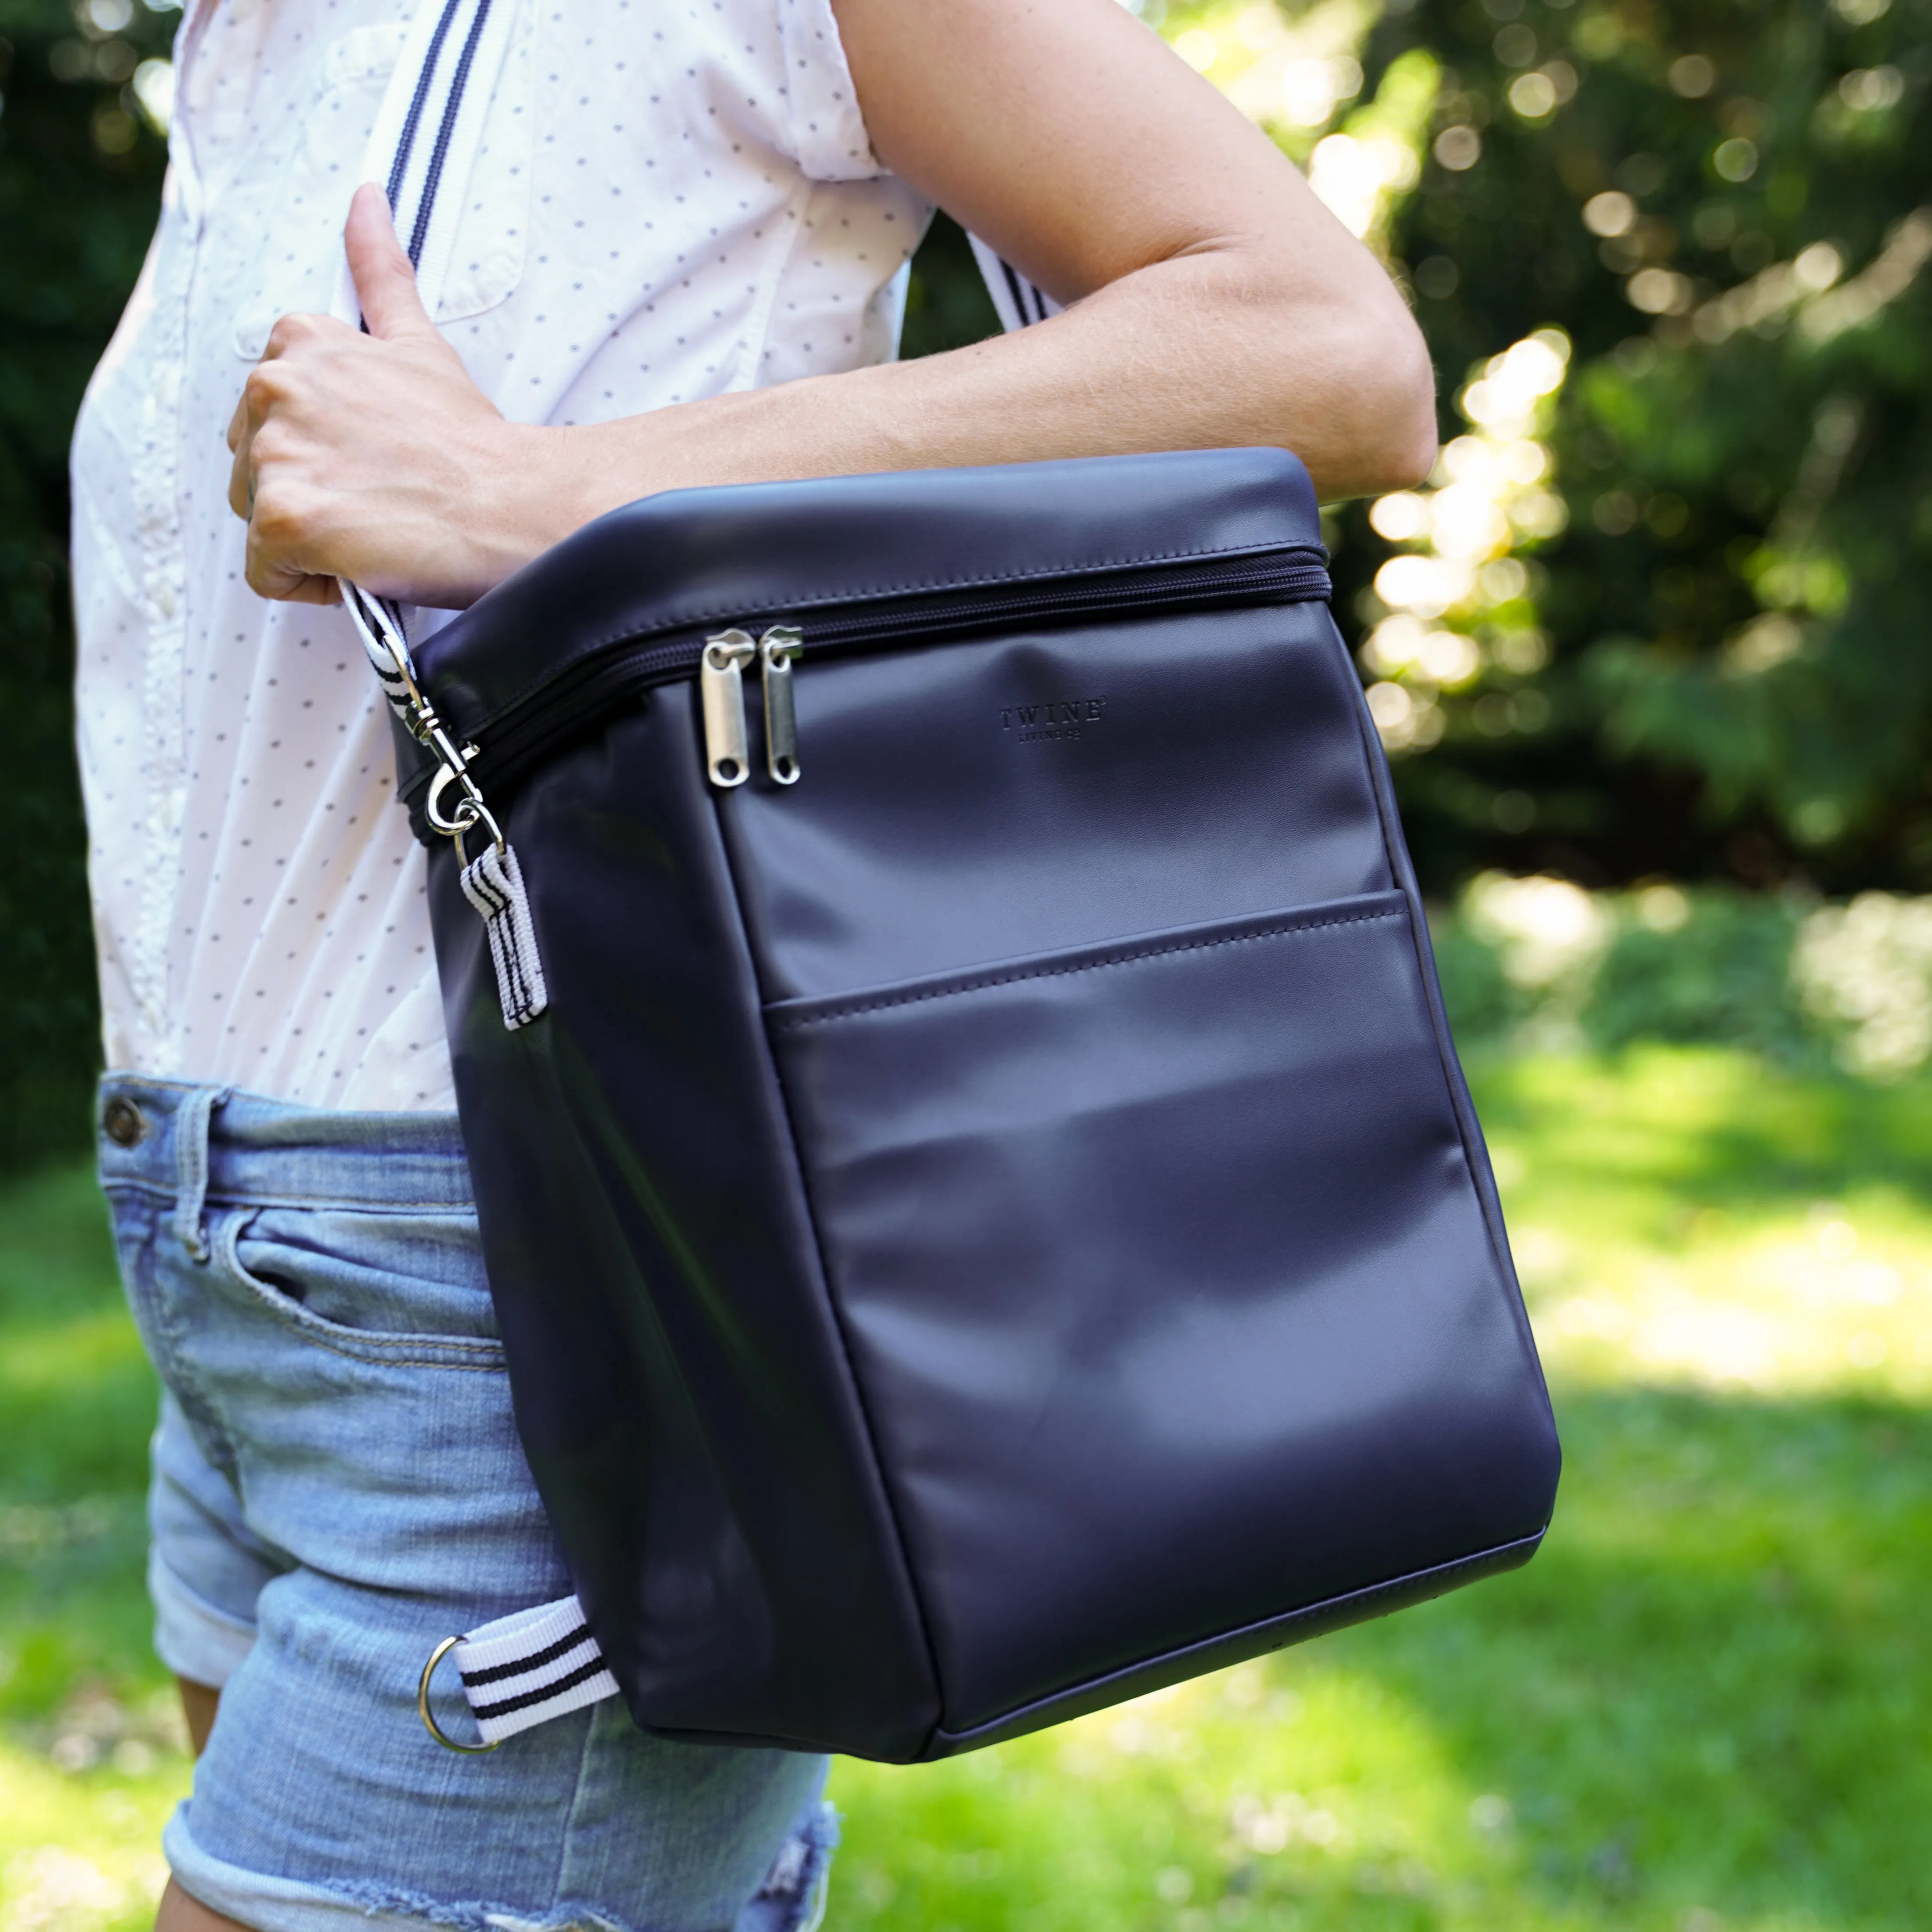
[72,0,930,1111]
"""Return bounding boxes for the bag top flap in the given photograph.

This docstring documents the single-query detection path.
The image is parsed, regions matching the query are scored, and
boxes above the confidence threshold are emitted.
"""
[408,447,1322,741]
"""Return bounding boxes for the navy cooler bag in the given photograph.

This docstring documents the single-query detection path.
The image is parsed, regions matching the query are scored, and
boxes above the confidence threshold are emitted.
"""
[352,0,1554,1768]
[374,444,1561,1762]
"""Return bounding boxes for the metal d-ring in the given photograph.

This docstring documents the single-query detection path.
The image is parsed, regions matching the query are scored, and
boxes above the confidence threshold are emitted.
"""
[425,745,506,869]
[417,1633,499,1753]
[425,745,482,836]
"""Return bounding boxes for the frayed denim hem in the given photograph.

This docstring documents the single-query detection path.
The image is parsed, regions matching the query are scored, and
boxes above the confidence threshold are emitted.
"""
[165,1809,521,1932]
[735,1803,839,1932]
[163,1797,840,1932]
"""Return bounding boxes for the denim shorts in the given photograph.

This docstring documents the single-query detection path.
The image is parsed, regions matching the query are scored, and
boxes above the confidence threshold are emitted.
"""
[98,1076,834,1932]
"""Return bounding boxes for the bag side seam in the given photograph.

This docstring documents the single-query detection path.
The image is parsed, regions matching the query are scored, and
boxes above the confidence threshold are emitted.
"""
[767,904,1404,1033]
[1337,614,1558,1438]
[607,538,1322,614]
[702,789,953,1752]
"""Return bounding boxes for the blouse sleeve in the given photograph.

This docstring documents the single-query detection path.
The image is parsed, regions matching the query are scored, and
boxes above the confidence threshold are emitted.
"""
[774,0,889,181]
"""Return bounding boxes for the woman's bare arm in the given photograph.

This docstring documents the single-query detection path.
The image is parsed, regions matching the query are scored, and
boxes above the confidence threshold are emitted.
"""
[228,0,1436,608]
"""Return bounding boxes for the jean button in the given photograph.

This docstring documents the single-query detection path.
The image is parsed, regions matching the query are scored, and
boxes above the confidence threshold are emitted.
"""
[102,1097,146,1148]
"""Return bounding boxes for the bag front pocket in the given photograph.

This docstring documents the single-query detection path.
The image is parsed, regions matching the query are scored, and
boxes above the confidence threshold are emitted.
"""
[766,890,1553,1737]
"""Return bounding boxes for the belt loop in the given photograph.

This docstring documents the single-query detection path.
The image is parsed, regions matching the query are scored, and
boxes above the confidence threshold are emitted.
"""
[171,1085,233,1262]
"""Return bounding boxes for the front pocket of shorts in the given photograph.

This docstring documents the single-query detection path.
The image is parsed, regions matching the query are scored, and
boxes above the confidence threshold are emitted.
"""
[766,891,1546,1730]
[220,1208,506,1369]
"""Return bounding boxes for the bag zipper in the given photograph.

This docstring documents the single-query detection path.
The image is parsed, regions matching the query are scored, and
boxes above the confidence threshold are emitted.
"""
[699,626,803,786]
[697,630,757,786]
[424,548,1329,805]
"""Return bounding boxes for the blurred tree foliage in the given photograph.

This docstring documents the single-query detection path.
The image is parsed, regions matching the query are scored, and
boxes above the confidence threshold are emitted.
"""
[1353,0,1932,892]
[0,0,169,1169]
[901,212,1001,360]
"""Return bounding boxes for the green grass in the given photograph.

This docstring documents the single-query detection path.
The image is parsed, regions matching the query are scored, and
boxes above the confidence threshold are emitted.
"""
[0,1166,187,1932]
[828,1049,1932,1932]
[1,1049,1928,1932]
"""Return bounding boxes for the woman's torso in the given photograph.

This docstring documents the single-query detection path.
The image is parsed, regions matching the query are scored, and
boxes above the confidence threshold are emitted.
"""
[73,0,927,1109]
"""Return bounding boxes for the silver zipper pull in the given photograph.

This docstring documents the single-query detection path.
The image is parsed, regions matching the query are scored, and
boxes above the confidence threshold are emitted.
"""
[701,630,756,787]
[759,626,803,786]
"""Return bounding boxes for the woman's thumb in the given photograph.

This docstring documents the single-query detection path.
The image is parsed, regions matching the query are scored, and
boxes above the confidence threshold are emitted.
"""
[346,183,436,339]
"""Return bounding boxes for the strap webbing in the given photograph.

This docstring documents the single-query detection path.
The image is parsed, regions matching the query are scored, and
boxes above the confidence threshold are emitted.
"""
[458,839,548,1027]
[444,1595,621,1744]
[340,0,546,1032]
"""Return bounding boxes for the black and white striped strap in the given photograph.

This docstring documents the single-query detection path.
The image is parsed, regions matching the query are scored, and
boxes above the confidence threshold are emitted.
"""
[340,581,418,721]
[458,839,548,1025]
[342,0,510,717]
[340,0,520,332]
[446,1595,621,1745]
[343,0,549,1034]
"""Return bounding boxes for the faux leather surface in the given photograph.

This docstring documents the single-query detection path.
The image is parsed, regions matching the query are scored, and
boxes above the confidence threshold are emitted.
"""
[931,1531,1545,1754]
[419,447,1561,1761]
[769,893,1553,1730]
[432,696,939,1756]
[720,602,1388,998]
[409,447,1322,747]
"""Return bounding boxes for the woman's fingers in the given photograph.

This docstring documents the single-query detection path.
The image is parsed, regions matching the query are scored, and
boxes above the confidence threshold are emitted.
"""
[243,491,344,601]
[344,183,441,342]
[215,186,525,606]
[228,414,255,519]
[225,321,355,588]
[226,326,316,523]
[261,569,343,605]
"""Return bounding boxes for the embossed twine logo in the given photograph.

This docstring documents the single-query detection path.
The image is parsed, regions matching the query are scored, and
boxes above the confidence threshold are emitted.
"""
[1000,697,1108,743]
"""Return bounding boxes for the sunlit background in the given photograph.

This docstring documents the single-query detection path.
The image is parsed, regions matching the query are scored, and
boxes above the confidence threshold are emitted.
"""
[3,0,1930,1926]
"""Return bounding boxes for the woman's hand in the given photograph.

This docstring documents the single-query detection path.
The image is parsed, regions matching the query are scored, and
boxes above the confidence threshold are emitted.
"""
[226,184,550,607]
